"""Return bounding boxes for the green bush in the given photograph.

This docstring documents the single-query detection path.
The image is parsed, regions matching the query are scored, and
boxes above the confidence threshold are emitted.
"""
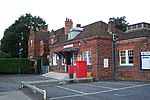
[0,58,30,74]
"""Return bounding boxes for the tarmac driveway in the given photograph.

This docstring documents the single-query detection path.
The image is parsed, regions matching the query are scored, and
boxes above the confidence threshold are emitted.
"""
[0,75,49,100]
[0,75,150,100]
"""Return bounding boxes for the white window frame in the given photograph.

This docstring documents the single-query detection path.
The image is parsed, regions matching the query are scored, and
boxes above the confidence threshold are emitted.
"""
[82,51,92,65]
[73,52,78,65]
[61,57,65,65]
[30,39,33,47]
[52,54,59,65]
[119,50,134,66]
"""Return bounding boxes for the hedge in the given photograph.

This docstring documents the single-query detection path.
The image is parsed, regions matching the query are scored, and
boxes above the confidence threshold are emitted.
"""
[0,58,30,74]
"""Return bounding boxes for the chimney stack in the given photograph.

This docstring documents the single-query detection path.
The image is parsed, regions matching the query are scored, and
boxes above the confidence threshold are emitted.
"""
[108,18,115,32]
[65,18,73,35]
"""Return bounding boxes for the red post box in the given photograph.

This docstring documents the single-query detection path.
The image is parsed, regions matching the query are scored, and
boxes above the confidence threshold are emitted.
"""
[68,65,74,74]
[76,61,87,78]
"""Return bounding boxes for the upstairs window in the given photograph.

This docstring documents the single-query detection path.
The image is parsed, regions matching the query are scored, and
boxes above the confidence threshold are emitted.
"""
[68,31,80,40]
[68,27,83,40]
[40,40,43,45]
[30,39,33,47]
[119,50,133,66]
[51,38,54,44]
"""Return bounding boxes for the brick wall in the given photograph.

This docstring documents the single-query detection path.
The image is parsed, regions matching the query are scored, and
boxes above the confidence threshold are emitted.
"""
[97,37,112,80]
[116,38,150,81]
[49,36,113,80]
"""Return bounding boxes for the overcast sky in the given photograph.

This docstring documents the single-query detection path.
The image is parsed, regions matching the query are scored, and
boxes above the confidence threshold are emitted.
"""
[0,0,149,40]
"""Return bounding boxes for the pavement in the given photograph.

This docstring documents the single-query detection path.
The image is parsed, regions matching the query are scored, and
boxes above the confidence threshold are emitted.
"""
[0,90,32,100]
[41,72,69,80]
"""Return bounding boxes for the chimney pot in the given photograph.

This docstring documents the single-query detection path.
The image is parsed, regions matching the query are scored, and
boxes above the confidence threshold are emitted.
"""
[108,18,115,32]
[65,18,73,35]
[76,24,81,27]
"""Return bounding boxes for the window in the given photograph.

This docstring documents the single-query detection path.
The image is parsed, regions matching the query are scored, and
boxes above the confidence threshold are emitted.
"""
[128,26,132,30]
[120,50,126,64]
[61,57,65,65]
[73,52,78,65]
[30,39,33,47]
[128,50,133,64]
[137,24,142,28]
[51,38,54,44]
[52,54,59,65]
[40,40,43,45]
[82,51,92,65]
[132,25,136,29]
[68,31,80,40]
[119,50,133,65]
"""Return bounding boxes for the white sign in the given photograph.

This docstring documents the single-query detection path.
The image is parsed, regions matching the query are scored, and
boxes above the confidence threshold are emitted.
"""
[141,52,150,69]
[141,52,150,56]
[63,44,73,48]
[104,58,109,68]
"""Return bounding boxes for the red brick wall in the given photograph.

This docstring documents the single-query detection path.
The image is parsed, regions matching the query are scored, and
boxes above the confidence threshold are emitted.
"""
[49,36,113,80]
[97,37,112,80]
[116,38,150,81]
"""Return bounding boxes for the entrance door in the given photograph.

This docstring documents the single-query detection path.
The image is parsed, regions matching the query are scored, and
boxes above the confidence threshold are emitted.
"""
[65,52,72,72]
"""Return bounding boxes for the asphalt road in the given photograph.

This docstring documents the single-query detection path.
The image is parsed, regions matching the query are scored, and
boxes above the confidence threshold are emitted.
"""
[0,75,49,100]
[0,75,150,100]
[37,81,150,100]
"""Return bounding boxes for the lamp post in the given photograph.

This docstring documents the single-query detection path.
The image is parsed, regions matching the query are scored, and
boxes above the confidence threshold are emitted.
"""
[18,43,21,74]
[107,30,118,80]
[18,31,24,75]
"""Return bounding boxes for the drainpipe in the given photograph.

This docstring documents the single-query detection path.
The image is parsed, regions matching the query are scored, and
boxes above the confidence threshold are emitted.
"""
[112,34,116,80]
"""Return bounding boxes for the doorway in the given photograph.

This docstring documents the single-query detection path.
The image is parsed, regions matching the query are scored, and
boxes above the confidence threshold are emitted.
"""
[65,52,72,72]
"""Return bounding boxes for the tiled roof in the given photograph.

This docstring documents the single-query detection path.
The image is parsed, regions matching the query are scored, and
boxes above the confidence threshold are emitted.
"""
[118,29,150,41]
[53,27,65,38]
[35,31,50,42]
[51,21,124,46]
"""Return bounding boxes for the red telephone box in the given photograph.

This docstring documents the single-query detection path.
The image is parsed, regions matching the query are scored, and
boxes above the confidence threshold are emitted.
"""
[76,61,87,78]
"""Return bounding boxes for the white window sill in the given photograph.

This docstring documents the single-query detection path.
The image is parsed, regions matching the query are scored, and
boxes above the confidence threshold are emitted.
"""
[120,64,134,66]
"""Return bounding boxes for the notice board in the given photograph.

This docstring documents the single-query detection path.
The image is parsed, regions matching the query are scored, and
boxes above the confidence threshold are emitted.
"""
[140,52,150,69]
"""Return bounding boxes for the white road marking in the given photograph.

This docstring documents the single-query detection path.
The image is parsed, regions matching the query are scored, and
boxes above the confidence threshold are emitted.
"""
[55,85,87,94]
[113,82,136,86]
[50,89,114,100]
[80,83,117,90]
[114,93,134,97]
[50,83,150,100]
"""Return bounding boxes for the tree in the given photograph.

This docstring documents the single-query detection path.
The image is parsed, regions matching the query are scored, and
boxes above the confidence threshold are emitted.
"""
[111,16,128,32]
[0,51,11,58]
[1,13,48,58]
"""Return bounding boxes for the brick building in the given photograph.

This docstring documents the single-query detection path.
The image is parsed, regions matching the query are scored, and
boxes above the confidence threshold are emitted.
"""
[49,18,124,80]
[28,26,50,65]
[28,18,150,81]
[116,22,150,81]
